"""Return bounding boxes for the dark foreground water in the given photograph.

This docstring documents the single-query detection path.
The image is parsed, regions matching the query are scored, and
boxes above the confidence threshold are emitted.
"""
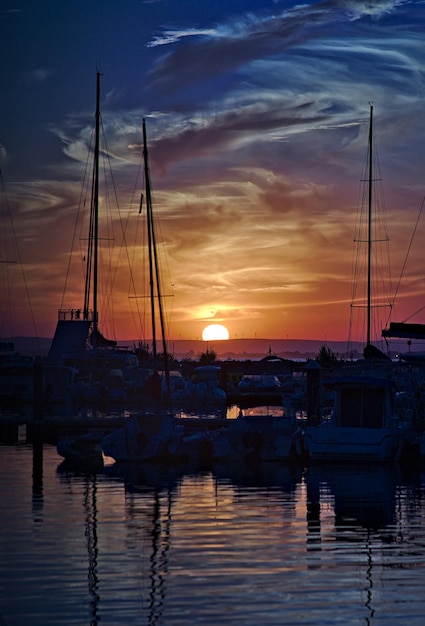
[1,442,425,625]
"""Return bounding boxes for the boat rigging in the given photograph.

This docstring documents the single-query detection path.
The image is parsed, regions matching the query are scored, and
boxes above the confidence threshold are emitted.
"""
[348,104,392,360]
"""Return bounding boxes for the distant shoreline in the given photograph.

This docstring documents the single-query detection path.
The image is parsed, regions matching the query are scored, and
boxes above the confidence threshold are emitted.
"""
[5,336,373,361]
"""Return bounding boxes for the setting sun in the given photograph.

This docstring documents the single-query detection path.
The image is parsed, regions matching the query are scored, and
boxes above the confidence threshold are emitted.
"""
[202,324,230,341]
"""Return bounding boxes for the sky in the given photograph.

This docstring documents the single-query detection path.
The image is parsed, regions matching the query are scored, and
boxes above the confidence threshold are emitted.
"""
[1,0,425,346]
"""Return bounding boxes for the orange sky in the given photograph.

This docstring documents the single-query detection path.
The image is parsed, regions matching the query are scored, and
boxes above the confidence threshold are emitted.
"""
[1,1,425,349]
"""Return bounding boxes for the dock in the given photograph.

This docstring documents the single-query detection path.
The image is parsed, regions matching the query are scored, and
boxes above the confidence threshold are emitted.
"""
[0,409,231,446]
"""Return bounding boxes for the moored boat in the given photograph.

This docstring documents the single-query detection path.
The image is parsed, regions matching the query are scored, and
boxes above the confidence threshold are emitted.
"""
[304,375,412,462]
[305,106,416,464]
[57,430,104,469]
[46,73,152,409]
[209,403,304,463]
[102,412,175,462]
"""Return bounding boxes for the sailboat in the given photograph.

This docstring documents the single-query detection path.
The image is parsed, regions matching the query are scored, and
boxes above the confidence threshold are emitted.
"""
[102,118,180,462]
[305,106,414,463]
[47,73,141,406]
[350,105,391,362]
[139,117,171,401]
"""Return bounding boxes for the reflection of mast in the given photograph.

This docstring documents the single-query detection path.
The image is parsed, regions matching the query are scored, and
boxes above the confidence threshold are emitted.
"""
[147,489,172,624]
[364,529,374,623]
[32,440,44,519]
[84,474,100,626]
[124,469,174,625]
[305,470,322,556]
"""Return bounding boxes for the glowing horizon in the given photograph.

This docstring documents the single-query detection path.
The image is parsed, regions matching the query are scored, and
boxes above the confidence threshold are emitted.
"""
[1,1,425,350]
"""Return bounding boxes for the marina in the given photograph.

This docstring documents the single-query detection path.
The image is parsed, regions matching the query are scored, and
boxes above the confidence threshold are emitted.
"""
[2,6,425,623]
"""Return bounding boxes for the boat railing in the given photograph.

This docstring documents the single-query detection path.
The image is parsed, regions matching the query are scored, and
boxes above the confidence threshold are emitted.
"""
[57,308,95,322]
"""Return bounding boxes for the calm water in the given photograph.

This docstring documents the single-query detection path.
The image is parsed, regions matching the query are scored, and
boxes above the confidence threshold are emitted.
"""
[1,442,425,625]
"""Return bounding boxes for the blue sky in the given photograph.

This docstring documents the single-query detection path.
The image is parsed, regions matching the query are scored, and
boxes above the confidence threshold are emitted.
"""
[1,0,425,346]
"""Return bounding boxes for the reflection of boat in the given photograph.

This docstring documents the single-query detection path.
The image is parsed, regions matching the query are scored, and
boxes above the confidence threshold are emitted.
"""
[209,404,304,463]
[212,458,302,491]
[307,463,400,624]
[306,464,398,530]
[57,468,101,624]
[116,465,176,624]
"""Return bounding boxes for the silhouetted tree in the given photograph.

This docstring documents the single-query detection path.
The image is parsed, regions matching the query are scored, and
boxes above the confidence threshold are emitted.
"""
[199,348,217,365]
[316,344,338,368]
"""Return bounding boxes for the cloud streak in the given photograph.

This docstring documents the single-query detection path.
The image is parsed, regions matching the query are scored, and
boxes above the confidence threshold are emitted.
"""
[2,0,425,348]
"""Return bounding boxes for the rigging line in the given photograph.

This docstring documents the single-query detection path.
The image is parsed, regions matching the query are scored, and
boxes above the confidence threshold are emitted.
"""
[404,303,425,322]
[95,116,121,338]
[99,117,146,339]
[152,206,175,336]
[0,166,39,343]
[120,152,147,340]
[385,194,425,327]
[348,143,370,350]
[124,157,149,343]
[126,159,148,339]
[97,119,125,339]
[373,140,393,307]
[60,121,94,310]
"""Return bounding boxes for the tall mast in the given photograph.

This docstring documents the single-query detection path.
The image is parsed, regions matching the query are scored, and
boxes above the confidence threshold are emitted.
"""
[366,104,373,348]
[143,118,157,359]
[83,72,101,348]
[142,118,170,401]
[93,71,100,348]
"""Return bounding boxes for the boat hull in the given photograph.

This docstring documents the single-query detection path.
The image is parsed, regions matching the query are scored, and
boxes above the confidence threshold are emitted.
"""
[210,413,304,463]
[57,432,104,469]
[305,425,405,462]
[102,413,175,462]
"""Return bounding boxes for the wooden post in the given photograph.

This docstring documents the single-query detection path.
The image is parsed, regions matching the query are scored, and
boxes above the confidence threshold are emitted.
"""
[33,356,44,420]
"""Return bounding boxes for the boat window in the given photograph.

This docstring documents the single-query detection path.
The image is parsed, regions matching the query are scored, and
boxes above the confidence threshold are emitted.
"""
[338,387,385,428]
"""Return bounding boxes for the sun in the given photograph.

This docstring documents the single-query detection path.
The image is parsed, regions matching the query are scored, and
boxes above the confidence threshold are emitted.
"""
[202,324,229,341]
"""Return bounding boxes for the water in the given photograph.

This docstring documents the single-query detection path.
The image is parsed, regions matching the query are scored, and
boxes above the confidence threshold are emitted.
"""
[1,443,425,625]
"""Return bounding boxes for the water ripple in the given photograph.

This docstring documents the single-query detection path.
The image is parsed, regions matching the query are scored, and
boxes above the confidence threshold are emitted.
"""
[1,446,425,624]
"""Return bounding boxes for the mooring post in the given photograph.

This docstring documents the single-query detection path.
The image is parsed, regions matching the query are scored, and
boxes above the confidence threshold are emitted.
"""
[306,360,321,425]
[33,356,44,420]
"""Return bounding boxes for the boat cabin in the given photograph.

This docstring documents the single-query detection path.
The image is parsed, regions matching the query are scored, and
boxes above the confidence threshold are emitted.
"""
[325,376,393,429]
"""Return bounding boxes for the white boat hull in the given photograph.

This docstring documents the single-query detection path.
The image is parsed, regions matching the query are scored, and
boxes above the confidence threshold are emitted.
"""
[305,425,405,462]
[211,414,303,463]
[102,413,175,462]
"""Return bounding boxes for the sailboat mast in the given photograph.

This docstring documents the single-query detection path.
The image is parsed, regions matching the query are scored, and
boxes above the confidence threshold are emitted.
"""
[142,119,171,401]
[142,118,157,359]
[92,72,101,349]
[83,72,101,348]
[367,104,373,347]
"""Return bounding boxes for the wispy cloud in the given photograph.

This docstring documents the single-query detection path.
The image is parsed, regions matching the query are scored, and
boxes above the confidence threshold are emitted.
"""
[148,27,218,47]
[22,67,51,84]
[3,0,424,341]
[0,8,22,18]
